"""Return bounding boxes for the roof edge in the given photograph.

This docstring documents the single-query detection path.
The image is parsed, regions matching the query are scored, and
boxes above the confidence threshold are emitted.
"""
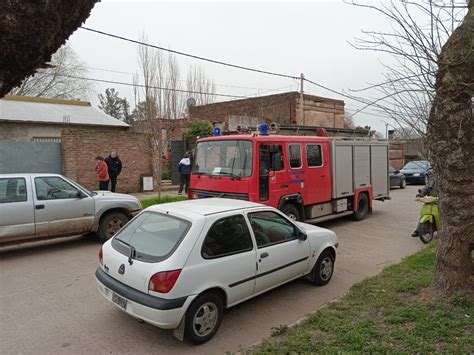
[3,95,91,107]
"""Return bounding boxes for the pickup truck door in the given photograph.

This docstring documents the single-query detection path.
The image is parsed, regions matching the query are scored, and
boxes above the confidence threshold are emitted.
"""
[0,176,35,243]
[33,176,95,238]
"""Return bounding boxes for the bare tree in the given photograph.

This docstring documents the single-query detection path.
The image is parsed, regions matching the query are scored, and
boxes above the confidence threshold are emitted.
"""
[348,0,467,150]
[9,44,91,100]
[427,0,473,293]
[349,0,473,293]
[137,34,164,196]
[186,65,216,105]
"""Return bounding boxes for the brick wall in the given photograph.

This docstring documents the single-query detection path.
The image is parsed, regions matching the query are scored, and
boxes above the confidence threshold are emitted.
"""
[190,92,297,125]
[189,92,345,128]
[62,128,153,193]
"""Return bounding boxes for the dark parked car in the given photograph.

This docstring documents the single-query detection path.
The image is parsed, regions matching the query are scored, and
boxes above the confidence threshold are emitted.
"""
[400,160,431,184]
[389,166,406,189]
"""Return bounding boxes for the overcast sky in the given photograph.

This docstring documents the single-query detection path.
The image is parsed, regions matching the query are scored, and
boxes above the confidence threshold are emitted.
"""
[67,0,401,134]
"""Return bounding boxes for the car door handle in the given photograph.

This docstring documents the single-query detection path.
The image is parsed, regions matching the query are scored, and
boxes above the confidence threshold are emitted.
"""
[35,204,45,210]
[260,252,269,258]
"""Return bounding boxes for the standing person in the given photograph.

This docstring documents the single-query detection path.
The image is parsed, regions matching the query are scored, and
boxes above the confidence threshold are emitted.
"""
[178,153,191,194]
[95,156,109,191]
[105,151,122,193]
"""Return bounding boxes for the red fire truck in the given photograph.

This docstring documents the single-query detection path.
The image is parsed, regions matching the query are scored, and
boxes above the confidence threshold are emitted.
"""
[189,126,389,223]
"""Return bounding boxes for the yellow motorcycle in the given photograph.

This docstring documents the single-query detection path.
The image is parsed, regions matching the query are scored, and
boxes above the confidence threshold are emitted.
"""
[415,195,440,244]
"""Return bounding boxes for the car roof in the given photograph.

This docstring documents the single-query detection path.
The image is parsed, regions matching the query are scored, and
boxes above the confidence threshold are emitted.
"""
[0,173,62,178]
[148,198,265,217]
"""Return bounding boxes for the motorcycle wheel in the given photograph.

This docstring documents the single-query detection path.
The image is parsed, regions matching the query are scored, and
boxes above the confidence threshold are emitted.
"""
[419,222,435,244]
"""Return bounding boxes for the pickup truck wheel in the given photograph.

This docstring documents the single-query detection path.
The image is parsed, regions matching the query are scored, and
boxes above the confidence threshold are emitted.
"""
[281,204,300,222]
[309,249,335,286]
[353,193,369,221]
[99,212,129,242]
[184,292,224,344]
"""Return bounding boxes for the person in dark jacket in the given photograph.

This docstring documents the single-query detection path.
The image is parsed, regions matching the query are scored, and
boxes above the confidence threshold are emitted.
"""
[178,153,191,194]
[105,151,122,193]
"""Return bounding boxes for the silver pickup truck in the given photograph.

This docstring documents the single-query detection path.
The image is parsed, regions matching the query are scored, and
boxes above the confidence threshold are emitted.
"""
[0,173,142,246]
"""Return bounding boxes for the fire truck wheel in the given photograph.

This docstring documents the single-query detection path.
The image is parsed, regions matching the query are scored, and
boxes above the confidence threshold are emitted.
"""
[353,193,369,221]
[282,204,300,221]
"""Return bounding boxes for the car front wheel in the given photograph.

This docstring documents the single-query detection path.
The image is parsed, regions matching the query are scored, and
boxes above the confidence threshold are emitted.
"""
[184,292,224,344]
[399,178,406,189]
[308,249,335,286]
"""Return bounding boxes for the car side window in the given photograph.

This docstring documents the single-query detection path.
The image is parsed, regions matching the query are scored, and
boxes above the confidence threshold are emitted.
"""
[0,178,27,203]
[288,144,302,169]
[202,215,253,259]
[249,211,296,248]
[35,177,80,200]
[306,144,323,167]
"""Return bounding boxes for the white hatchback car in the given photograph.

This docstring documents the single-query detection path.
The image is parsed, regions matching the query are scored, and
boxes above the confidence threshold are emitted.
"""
[96,198,338,344]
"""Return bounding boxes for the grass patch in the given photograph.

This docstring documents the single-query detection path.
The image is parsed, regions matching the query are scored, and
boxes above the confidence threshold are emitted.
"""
[141,195,187,208]
[253,243,473,353]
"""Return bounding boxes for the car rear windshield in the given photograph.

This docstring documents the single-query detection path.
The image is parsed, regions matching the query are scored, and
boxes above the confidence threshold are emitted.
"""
[403,161,430,170]
[112,211,191,262]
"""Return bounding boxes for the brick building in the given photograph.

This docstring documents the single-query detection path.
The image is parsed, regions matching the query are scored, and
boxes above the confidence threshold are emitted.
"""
[189,91,345,129]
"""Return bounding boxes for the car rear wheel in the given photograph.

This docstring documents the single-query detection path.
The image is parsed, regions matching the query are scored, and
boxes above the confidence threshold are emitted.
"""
[281,204,300,222]
[308,249,335,286]
[399,178,406,189]
[184,292,224,344]
[98,211,129,242]
[353,193,369,221]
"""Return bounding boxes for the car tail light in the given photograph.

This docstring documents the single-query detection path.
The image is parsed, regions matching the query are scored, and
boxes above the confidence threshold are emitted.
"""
[99,247,103,266]
[148,269,182,293]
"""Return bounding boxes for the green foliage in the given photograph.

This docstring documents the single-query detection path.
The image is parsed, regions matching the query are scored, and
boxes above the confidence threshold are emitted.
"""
[161,171,171,180]
[98,88,133,124]
[254,243,474,353]
[141,195,187,209]
[184,120,213,145]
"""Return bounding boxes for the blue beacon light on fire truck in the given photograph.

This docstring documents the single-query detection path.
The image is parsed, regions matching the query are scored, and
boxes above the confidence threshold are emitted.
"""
[258,123,269,135]
[213,127,221,136]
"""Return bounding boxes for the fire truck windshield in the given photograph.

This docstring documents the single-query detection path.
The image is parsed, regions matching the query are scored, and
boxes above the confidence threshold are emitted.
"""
[193,140,253,178]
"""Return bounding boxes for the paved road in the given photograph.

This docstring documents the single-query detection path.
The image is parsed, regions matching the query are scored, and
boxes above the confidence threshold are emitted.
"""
[0,186,424,354]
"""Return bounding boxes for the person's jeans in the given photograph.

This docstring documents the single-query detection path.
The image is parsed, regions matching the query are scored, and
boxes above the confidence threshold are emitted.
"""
[179,174,190,193]
[110,176,118,192]
[99,180,109,191]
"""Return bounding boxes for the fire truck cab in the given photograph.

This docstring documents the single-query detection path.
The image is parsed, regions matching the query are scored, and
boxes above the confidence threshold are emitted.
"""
[189,127,389,223]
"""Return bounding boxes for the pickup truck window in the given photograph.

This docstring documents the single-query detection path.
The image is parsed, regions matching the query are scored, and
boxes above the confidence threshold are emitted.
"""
[0,178,27,203]
[35,177,80,200]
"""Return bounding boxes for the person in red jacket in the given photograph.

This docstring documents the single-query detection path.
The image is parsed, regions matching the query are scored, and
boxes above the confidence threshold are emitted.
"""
[95,156,109,190]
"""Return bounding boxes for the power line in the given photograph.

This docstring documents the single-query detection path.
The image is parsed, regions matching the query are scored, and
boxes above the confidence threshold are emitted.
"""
[80,27,300,80]
[41,73,248,99]
[80,65,283,92]
[79,27,385,112]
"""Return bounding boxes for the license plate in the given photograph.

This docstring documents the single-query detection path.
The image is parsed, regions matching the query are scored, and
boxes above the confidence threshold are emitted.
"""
[112,293,127,310]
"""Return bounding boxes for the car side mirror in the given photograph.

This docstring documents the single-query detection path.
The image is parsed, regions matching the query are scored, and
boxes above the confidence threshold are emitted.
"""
[297,229,307,241]
[76,190,87,199]
[395,170,400,174]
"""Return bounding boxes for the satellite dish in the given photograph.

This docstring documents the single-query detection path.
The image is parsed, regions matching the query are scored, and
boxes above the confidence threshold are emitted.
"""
[186,97,197,108]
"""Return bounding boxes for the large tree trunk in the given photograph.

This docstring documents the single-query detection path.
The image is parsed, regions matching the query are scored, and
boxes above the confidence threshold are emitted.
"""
[427,0,474,293]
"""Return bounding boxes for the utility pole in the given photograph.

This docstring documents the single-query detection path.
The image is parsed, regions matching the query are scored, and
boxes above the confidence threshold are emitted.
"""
[299,73,305,126]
